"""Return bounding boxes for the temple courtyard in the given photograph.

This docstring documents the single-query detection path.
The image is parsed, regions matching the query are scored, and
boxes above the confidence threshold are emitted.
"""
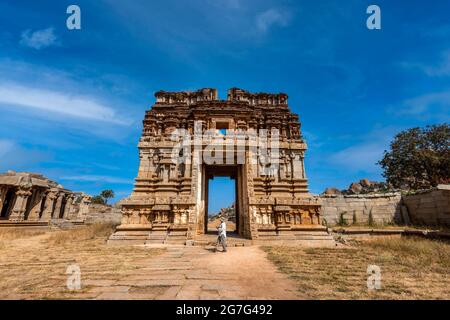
[0,224,449,300]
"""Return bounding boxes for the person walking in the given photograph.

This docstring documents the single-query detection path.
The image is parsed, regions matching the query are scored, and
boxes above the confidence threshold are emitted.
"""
[216,217,227,252]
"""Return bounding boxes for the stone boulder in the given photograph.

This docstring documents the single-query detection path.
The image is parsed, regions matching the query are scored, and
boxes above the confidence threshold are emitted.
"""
[360,178,371,188]
[322,179,395,195]
[322,188,342,195]
[348,182,363,194]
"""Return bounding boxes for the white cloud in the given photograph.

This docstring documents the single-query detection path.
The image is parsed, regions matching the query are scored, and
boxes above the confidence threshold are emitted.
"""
[0,139,15,158]
[327,126,401,174]
[402,50,450,77]
[255,8,290,33]
[0,140,50,171]
[20,27,58,50]
[0,83,130,125]
[330,142,386,174]
[207,0,241,10]
[61,175,133,184]
[302,130,324,148]
[400,91,450,121]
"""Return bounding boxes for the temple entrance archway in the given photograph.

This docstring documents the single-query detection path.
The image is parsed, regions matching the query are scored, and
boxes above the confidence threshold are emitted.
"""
[206,176,237,234]
[201,165,245,237]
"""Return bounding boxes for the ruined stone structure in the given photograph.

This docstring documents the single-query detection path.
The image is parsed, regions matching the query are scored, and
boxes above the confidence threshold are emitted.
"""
[321,184,450,227]
[321,192,404,226]
[109,88,329,244]
[403,185,450,227]
[0,171,91,224]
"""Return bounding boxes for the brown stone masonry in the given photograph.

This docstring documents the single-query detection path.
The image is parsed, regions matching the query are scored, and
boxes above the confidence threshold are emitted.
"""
[109,88,327,245]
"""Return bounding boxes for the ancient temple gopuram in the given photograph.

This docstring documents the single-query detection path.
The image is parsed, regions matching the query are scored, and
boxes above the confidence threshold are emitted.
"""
[109,88,330,244]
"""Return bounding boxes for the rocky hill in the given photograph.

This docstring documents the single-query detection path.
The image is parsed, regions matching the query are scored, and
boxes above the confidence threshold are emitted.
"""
[322,178,394,195]
[208,204,236,222]
[207,204,236,231]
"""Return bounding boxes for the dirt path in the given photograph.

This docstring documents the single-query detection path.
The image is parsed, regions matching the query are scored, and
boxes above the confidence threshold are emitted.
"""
[92,245,300,300]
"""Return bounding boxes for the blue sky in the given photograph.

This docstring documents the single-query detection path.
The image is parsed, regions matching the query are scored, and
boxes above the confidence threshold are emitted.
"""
[209,177,235,215]
[0,0,449,213]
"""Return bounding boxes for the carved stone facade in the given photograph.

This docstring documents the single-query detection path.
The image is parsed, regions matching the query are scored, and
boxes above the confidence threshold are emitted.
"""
[109,88,325,244]
[0,171,91,223]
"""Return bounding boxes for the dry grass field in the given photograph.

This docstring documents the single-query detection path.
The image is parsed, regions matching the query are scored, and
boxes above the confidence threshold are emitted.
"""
[0,224,164,299]
[263,237,450,299]
[1,224,449,300]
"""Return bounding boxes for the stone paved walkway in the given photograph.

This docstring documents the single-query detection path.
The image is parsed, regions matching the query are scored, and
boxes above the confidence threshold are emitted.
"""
[89,246,300,300]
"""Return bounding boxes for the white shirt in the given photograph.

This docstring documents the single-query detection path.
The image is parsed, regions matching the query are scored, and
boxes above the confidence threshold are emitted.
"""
[218,221,227,237]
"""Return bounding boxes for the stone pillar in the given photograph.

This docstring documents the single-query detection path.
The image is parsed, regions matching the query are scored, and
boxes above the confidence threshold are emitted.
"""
[27,190,46,221]
[9,188,32,222]
[68,198,80,220]
[170,163,177,180]
[52,193,65,219]
[40,190,57,221]
[173,209,181,224]
[120,207,132,225]
[63,195,74,219]
[77,195,91,220]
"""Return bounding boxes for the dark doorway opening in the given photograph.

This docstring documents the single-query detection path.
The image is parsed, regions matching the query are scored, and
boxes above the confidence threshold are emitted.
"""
[1,189,16,219]
[59,196,67,219]
[39,195,47,219]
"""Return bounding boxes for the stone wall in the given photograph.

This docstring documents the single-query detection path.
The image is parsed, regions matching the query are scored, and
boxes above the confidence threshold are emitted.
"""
[403,185,450,227]
[321,193,403,226]
[84,204,122,225]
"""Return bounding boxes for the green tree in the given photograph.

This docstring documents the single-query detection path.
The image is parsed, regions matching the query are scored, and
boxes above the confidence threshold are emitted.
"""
[100,189,115,205]
[378,124,450,190]
[91,195,105,205]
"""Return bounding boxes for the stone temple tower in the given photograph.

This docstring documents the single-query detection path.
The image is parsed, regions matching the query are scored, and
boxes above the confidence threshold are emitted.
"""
[109,88,328,245]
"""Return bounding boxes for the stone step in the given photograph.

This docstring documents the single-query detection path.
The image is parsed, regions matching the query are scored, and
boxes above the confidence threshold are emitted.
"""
[152,225,169,230]
[193,240,249,247]
[108,229,336,246]
[258,235,334,240]
[144,240,165,244]
[256,230,336,246]
[107,231,149,245]
[0,221,49,228]
[108,231,149,239]
[145,230,169,244]
[148,234,167,238]
[165,239,187,245]
[192,236,252,247]
[169,231,187,236]
[167,236,187,240]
